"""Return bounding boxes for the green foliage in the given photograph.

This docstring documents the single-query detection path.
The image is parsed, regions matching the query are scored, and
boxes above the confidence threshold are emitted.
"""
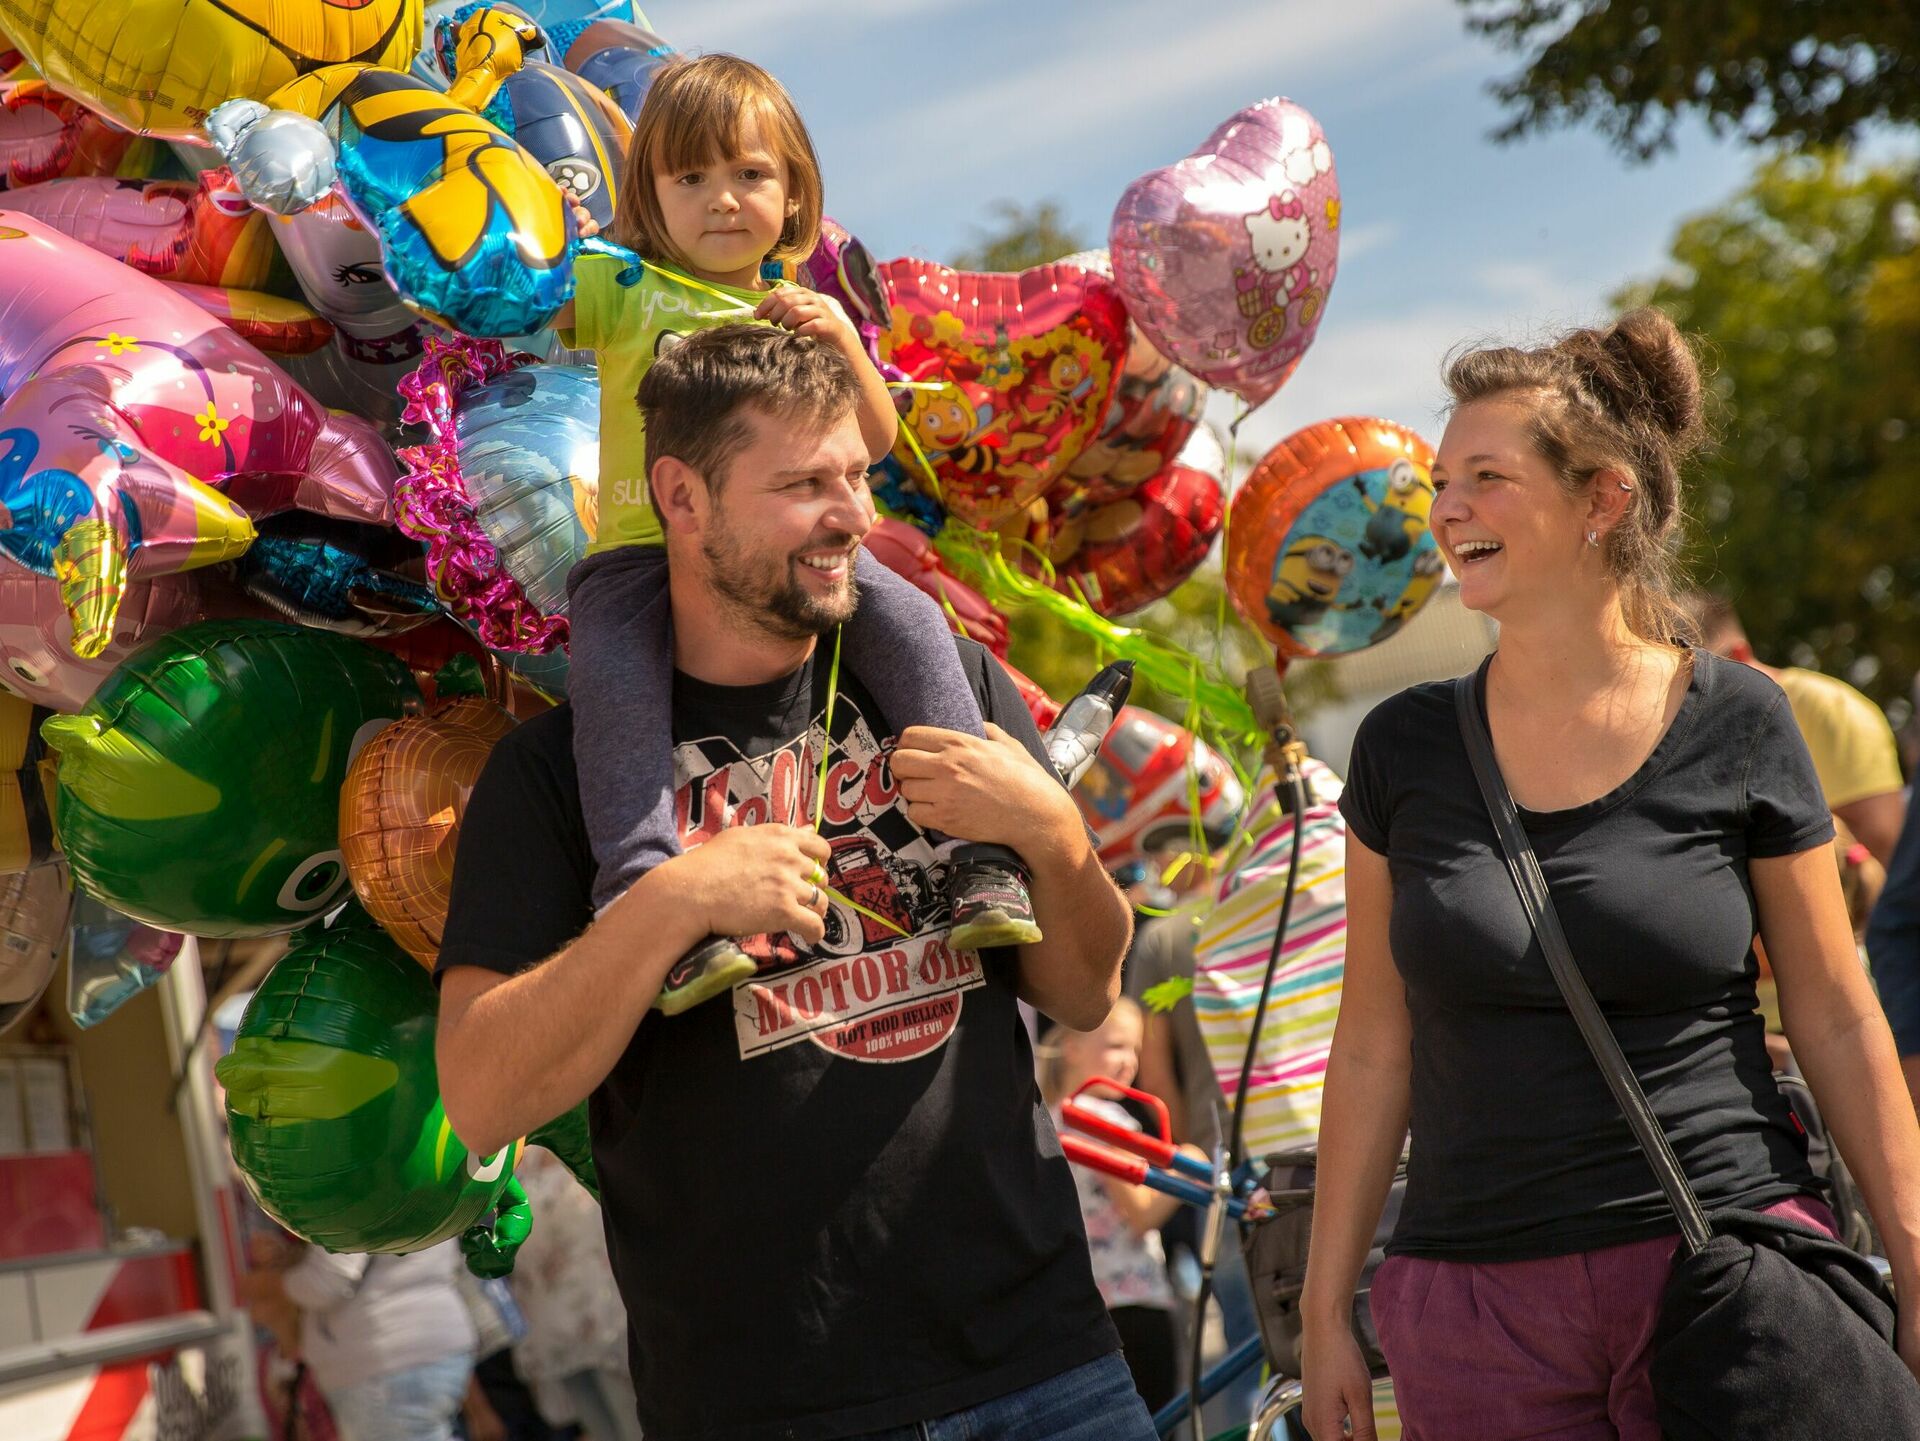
[1460,1,1920,160]
[1615,151,1920,700]
[949,200,1090,273]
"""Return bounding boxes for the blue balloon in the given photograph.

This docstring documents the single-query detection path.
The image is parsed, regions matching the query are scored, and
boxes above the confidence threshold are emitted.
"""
[66,892,185,1029]
[454,362,598,625]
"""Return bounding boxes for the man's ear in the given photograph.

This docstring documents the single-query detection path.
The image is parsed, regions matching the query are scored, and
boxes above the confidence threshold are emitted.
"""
[650,454,704,533]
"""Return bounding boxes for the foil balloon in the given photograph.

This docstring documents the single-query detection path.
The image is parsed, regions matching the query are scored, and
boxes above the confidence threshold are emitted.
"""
[0,568,211,712]
[1225,416,1440,659]
[1047,425,1226,618]
[862,516,1009,656]
[225,515,439,637]
[0,168,277,288]
[1110,97,1340,408]
[272,193,431,426]
[339,696,516,968]
[166,283,337,356]
[798,218,896,380]
[0,80,143,189]
[558,17,673,122]
[209,8,575,337]
[1075,707,1244,875]
[1,0,426,141]
[215,909,533,1264]
[395,342,594,652]
[878,258,1127,530]
[65,891,186,1028]
[427,10,632,232]
[43,620,423,936]
[0,692,56,873]
[0,861,71,1036]
[1051,248,1208,514]
[0,212,403,655]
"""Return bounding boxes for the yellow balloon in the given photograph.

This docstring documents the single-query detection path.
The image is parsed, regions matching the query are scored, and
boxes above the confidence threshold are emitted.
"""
[5,0,423,140]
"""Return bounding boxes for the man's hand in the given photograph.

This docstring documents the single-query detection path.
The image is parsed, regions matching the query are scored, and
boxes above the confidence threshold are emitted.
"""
[755,289,861,355]
[660,823,832,944]
[890,724,1080,860]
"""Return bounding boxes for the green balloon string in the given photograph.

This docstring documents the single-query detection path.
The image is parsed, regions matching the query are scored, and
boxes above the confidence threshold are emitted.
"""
[886,422,1258,744]
[460,1175,531,1279]
[526,1104,599,1202]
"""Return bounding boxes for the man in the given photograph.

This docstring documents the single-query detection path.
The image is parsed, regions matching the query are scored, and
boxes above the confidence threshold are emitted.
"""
[1691,592,1906,865]
[433,326,1146,1441]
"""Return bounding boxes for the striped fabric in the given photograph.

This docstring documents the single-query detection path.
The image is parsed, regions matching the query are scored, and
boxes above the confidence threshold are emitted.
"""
[1192,757,1348,1161]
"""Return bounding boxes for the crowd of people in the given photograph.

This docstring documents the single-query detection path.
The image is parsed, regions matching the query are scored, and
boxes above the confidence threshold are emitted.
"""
[221,41,1920,1441]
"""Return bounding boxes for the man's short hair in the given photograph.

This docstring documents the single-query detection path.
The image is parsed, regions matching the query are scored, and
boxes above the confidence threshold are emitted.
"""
[636,325,862,528]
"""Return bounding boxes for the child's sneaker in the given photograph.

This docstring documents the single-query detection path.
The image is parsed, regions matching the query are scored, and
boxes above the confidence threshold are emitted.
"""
[946,851,1043,950]
[656,936,757,1015]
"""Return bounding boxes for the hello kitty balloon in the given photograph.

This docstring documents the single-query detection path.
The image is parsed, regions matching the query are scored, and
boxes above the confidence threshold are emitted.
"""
[1109,97,1340,409]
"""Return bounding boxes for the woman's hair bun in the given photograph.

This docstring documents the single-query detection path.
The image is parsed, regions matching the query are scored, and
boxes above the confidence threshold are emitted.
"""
[1568,307,1705,449]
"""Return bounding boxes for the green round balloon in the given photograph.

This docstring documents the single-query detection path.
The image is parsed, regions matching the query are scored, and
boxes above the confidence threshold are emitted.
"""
[216,911,524,1257]
[44,620,422,936]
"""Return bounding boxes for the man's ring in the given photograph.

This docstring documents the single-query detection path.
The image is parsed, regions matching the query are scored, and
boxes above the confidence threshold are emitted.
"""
[806,883,821,910]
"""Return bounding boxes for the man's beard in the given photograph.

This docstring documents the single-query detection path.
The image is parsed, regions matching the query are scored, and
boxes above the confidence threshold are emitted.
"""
[700,513,861,641]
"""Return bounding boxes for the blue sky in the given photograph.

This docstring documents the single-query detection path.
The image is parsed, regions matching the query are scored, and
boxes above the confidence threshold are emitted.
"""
[654,0,1773,466]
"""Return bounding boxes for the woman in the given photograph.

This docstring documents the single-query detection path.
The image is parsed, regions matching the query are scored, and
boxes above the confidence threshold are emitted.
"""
[1299,308,1920,1441]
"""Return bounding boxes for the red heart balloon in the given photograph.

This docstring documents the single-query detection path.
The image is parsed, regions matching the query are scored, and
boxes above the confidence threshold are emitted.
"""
[1047,426,1226,617]
[879,259,1128,530]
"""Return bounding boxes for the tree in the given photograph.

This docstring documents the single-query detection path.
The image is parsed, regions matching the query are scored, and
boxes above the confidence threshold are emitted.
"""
[949,200,1090,273]
[1614,151,1920,701]
[1460,1,1920,160]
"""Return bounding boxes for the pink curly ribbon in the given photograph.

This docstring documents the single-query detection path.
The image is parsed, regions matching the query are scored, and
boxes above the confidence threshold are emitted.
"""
[394,336,570,654]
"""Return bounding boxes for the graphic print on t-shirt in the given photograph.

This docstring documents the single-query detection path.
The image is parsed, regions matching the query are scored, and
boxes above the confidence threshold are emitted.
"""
[673,691,985,1064]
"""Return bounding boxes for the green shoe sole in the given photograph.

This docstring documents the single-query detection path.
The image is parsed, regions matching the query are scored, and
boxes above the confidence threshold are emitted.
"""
[655,951,758,1016]
[948,909,1044,952]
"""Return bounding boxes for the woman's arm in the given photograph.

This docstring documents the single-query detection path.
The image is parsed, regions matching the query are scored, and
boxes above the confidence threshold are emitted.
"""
[1300,838,1411,1441]
[1764,844,1920,1362]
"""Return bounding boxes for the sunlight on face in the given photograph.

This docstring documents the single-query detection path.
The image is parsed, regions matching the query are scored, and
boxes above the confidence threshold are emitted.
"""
[692,404,874,640]
[1430,394,1588,619]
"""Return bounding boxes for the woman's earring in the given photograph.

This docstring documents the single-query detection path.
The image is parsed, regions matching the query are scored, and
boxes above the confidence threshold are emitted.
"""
[1587,530,1599,547]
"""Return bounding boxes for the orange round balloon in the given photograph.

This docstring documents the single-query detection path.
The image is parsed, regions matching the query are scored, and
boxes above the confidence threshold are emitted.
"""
[339,697,516,969]
[1225,417,1441,659]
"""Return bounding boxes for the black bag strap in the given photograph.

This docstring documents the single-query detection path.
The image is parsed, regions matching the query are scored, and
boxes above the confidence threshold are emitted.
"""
[1452,673,1713,1256]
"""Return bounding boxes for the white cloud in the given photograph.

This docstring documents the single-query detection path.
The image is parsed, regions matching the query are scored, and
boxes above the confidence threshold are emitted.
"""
[673,0,970,53]
[899,0,1445,183]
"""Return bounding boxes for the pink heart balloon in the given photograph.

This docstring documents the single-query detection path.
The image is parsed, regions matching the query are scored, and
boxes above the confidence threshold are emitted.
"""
[1109,97,1340,409]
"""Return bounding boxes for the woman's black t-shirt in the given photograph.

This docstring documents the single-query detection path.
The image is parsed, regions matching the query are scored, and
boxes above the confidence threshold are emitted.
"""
[1339,650,1832,1261]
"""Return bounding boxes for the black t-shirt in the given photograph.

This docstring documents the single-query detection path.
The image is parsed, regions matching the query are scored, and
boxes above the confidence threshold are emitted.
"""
[437,637,1116,1441]
[1339,650,1831,1261]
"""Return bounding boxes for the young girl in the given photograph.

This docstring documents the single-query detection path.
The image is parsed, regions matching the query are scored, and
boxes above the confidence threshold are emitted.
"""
[1041,998,1200,1412]
[556,55,1039,1012]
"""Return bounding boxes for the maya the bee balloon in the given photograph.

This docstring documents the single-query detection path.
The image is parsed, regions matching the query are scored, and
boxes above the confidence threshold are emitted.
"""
[1225,417,1441,660]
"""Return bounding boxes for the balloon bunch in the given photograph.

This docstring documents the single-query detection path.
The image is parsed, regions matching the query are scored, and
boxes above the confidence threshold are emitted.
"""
[0,0,1448,1269]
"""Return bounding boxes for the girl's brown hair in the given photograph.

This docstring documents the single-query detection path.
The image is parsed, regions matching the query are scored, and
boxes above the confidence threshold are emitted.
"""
[1444,306,1709,647]
[611,54,823,269]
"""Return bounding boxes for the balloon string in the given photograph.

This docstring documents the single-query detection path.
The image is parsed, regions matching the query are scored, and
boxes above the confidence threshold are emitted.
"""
[892,415,1258,741]
[809,626,908,939]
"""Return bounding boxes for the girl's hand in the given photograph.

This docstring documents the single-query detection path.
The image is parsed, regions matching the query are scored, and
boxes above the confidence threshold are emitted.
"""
[756,289,860,353]
[571,202,601,240]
